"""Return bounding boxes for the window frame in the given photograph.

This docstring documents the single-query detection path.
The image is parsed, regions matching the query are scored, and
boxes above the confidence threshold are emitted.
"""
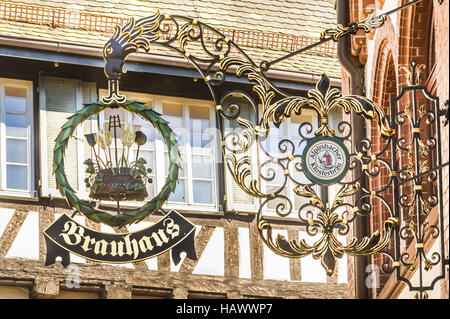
[97,90,219,212]
[257,108,322,216]
[0,78,34,198]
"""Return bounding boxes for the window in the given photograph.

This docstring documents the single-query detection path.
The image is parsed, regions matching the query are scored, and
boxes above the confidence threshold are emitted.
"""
[221,99,341,216]
[0,79,34,197]
[258,109,321,216]
[39,76,96,199]
[222,97,259,213]
[97,90,218,211]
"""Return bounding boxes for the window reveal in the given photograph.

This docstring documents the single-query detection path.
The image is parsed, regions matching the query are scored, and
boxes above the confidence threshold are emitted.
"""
[0,81,33,195]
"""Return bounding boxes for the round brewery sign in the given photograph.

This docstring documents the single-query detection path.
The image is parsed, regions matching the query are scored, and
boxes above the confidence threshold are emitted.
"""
[302,136,350,185]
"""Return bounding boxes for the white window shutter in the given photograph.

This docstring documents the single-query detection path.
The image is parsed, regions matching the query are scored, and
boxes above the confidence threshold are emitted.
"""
[39,76,97,199]
[223,99,259,214]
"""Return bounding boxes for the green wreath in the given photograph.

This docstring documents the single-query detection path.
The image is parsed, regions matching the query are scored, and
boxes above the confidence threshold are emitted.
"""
[53,100,181,227]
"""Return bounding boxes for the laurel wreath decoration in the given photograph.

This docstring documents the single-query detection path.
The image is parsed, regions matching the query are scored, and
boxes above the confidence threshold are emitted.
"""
[53,100,181,227]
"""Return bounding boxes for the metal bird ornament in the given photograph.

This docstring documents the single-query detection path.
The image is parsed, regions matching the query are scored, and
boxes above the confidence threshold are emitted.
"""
[102,11,162,104]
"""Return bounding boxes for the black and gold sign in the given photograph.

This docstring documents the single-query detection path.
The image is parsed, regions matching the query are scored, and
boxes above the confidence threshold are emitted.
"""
[44,3,421,276]
[44,13,194,265]
[44,211,196,267]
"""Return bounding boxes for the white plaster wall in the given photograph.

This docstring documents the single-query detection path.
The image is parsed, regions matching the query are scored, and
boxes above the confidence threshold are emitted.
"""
[337,235,349,284]
[299,230,327,282]
[263,229,290,281]
[0,208,15,237]
[5,211,39,260]
[192,227,224,276]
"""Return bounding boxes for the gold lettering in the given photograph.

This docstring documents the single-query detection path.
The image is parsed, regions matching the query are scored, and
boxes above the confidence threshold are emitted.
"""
[157,229,170,244]
[138,236,154,253]
[81,236,96,252]
[124,234,139,259]
[164,218,180,239]
[94,239,109,256]
[110,240,125,257]
[55,215,190,261]
[59,221,84,246]
[151,232,163,247]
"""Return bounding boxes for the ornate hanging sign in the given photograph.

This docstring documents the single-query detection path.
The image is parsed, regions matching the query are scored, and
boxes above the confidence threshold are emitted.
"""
[44,211,196,267]
[44,98,197,266]
[44,26,197,265]
[43,0,443,282]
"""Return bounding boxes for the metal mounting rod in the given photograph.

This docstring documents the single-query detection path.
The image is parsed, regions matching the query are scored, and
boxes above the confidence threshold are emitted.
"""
[265,0,422,68]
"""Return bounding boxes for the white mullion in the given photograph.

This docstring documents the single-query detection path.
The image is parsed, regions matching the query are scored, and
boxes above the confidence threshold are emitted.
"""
[5,162,29,167]
[192,177,214,182]
[4,136,28,141]
[209,104,217,207]
[184,102,193,204]
[0,85,5,190]
[76,81,84,194]
[154,98,165,193]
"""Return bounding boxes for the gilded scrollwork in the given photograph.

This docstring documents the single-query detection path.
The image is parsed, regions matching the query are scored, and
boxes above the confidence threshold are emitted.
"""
[258,211,399,275]
[97,12,448,281]
[224,153,265,198]
[320,14,387,41]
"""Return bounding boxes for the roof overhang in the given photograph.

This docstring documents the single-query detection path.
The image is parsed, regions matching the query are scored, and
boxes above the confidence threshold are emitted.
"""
[0,35,341,91]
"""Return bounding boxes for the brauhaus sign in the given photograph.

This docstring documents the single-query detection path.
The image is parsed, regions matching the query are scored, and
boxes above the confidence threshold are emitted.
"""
[44,210,196,267]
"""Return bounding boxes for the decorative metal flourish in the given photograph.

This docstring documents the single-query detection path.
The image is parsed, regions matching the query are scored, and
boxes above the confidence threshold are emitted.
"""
[97,2,437,278]
[380,60,449,299]
[259,73,395,137]
[259,177,399,275]
[321,14,387,41]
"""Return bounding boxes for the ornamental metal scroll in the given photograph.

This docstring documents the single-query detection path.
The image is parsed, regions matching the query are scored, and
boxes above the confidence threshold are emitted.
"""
[379,60,449,299]
[96,0,449,281]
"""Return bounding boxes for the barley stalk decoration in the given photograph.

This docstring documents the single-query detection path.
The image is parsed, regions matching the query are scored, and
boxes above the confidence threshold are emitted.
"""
[53,100,181,227]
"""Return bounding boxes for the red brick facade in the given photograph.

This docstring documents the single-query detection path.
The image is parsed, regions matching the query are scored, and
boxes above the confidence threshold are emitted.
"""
[343,0,449,299]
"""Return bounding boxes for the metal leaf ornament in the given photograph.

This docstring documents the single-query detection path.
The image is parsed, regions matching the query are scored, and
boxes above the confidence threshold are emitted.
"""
[261,74,395,137]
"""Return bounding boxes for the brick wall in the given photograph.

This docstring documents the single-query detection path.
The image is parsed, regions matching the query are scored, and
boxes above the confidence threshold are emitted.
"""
[432,0,449,300]
[345,0,449,299]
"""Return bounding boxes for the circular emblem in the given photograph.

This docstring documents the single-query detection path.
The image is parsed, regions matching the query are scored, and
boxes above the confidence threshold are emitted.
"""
[301,136,349,185]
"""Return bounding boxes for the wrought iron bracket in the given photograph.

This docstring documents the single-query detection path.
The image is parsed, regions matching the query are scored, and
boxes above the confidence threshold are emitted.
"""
[439,99,449,125]
[93,0,448,282]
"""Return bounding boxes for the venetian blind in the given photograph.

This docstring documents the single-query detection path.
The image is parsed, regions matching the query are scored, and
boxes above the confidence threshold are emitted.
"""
[223,99,258,213]
[40,76,96,197]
